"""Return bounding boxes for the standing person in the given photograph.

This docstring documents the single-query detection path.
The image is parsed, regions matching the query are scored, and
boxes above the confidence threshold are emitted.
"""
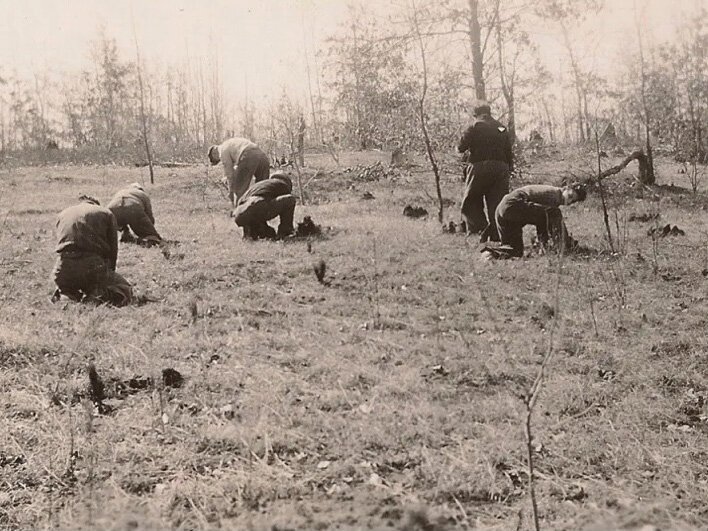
[208,137,270,206]
[495,183,586,258]
[458,102,514,240]
[107,182,161,244]
[232,173,296,240]
[51,195,133,306]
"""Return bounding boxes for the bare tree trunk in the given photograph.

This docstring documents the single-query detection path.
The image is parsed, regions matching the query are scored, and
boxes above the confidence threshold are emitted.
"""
[411,0,444,224]
[467,0,486,101]
[494,1,515,143]
[634,0,655,184]
[131,14,154,183]
[301,12,321,145]
[352,19,366,149]
[541,97,555,142]
[561,23,586,143]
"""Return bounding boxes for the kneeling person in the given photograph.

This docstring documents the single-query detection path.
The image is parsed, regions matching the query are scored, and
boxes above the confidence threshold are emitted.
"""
[233,173,296,240]
[107,182,161,244]
[51,195,133,306]
[495,184,586,257]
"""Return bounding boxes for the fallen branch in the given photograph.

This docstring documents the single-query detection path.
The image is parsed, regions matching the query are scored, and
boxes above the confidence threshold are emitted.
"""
[135,161,192,168]
[599,149,652,185]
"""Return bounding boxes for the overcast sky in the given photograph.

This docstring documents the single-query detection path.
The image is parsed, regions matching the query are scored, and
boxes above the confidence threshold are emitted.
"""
[0,0,698,105]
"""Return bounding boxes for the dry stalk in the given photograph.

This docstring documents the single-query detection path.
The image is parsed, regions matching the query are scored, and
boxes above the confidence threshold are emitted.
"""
[524,243,566,531]
[595,130,614,253]
[410,0,444,224]
[370,235,381,328]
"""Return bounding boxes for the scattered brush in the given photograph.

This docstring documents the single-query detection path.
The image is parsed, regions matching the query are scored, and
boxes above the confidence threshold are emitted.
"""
[648,224,685,237]
[629,212,660,222]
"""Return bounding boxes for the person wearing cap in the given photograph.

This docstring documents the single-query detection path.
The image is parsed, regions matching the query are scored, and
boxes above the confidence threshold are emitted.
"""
[232,173,296,240]
[51,195,133,306]
[107,182,161,244]
[208,137,271,206]
[458,102,514,240]
[495,183,587,257]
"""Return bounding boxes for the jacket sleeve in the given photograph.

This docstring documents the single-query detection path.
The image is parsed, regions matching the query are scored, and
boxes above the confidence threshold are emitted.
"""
[458,126,474,153]
[107,213,118,271]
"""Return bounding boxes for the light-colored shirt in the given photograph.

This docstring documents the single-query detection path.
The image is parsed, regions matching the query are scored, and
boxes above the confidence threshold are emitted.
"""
[55,203,118,269]
[219,137,257,182]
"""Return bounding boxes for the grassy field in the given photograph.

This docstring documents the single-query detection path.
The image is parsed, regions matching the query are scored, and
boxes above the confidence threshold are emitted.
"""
[1,148,708,530]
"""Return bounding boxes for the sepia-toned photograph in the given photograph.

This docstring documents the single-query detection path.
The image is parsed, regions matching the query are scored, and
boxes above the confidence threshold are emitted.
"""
[1,0,707,529]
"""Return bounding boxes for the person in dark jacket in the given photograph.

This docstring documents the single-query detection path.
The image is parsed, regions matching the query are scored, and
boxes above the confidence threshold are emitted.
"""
[51,195,133,305]
[495,183,586,257]
[458,103,514,240]
[232,173,296,240]
[107,183,161,243]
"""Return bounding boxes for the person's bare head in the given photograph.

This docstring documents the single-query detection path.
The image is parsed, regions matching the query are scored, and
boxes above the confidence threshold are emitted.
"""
[207,145,221,166]
[562,183,587,205]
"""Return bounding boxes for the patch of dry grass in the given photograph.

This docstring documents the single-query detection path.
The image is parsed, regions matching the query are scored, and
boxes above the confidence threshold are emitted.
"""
[1,151,708,530]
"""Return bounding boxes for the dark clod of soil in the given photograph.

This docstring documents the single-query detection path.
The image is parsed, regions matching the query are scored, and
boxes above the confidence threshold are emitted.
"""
[296,216,322,237]
[403,205,428,219]
[313,259,327,284]
[162,368,184,388]
[362,191,375,200]
[87,364,106,404]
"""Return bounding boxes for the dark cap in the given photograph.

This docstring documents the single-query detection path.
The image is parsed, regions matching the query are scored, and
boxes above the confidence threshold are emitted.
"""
[473,102,491,117]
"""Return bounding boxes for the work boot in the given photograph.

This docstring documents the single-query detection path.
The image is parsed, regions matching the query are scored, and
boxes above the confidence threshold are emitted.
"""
[277,224,295,239]
[257,224,277,240]
[242,225,256,240]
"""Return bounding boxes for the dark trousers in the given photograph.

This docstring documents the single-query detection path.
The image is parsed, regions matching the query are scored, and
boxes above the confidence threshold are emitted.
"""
[111,203,161,240]
[229,147,271,205]
[460,160,509,239]
[495,198,567,257]
[233,194,296,238]
[52,252,132,305]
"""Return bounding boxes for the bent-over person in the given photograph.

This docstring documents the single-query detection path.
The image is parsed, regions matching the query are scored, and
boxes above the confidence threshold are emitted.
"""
[458,103,514,239]
[208,137,270,206]
[107,182,161,244]
[232,173,296,240]
[495,184,586,258]
[51,195,133,305]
